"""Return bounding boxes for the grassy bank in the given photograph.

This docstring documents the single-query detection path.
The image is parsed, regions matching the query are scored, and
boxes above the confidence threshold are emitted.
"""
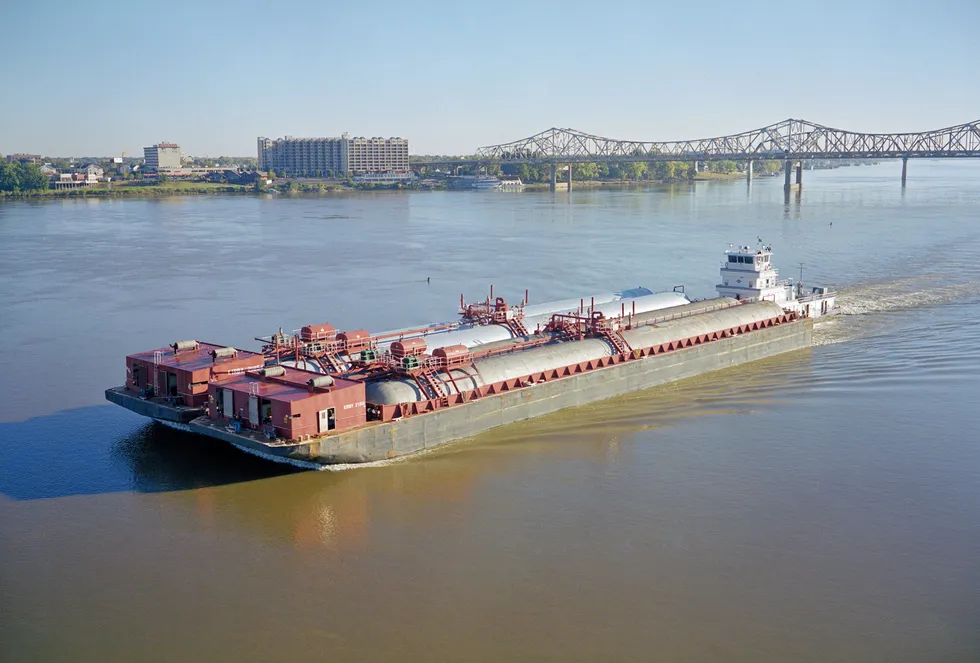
[0,181,249,199]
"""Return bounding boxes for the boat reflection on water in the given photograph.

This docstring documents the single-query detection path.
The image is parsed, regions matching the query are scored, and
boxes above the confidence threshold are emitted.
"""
[112,421,300,493]
[116,348,815,553]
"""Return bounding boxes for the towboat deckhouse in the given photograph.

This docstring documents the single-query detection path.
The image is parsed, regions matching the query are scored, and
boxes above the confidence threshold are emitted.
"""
[717,244,836,318]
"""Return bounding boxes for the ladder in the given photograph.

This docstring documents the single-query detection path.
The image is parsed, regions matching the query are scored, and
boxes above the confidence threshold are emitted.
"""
[153,350,163,397]
[417,367,449,405]
[604,330,633,358]
[507,315,530,337]
[321,352,347,374]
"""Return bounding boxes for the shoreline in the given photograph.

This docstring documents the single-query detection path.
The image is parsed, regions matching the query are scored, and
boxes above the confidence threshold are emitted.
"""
[521,172,747,190]
[0,170,758,200]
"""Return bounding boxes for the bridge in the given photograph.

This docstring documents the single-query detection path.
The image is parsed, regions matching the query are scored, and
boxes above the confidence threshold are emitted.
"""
[418,118,980,191]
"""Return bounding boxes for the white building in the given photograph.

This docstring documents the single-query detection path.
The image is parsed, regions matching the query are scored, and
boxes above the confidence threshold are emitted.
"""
[144,142,182,172]
[258,134,409,176]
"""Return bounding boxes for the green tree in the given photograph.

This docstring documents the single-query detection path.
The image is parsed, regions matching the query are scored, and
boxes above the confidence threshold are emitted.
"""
[0,161,49,192]
[17,162,48,190]
[573,162,599,180]
[620,161,647,181]
[711,160,738,174]
[0,160,20,192]
[158,173,170,184]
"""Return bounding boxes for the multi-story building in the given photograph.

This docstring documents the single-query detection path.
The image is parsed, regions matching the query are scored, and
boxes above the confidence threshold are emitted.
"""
[143,142,182,172]
[257,134,409,176]
[5,154,42,164]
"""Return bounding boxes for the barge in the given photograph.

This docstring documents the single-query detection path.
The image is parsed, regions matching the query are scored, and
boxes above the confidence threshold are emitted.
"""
[106,243,836,468]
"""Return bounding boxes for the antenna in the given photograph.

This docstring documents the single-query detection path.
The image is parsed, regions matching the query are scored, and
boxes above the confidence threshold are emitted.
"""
[798,262,805,297]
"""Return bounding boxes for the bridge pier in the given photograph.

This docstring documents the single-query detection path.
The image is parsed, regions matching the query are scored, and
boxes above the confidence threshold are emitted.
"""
[901,157,908,186]
[784,160,803,192]
[567,164,572,191]
[550,164,557,192]
[746,160,753,183]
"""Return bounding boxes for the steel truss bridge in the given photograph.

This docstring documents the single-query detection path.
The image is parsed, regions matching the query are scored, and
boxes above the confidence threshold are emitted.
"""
[474,118,980,164]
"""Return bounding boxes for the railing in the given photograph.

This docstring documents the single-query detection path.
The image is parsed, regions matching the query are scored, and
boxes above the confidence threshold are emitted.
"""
[643,300,741,325]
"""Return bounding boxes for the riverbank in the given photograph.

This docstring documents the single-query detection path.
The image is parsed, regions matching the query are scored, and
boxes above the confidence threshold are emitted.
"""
[0,179,403,199]
[521,171,749,190]
[0,170,758,199]
[0,181,250,198]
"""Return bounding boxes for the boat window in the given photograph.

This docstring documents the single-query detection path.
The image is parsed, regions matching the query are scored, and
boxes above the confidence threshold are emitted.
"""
[728,255,738,263]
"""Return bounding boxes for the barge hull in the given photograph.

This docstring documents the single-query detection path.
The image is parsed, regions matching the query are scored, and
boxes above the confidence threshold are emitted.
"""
[105,387,203,425]
[189,318,812,466]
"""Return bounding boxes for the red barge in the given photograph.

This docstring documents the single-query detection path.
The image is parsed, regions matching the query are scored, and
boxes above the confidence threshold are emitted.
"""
[106,244,836,468]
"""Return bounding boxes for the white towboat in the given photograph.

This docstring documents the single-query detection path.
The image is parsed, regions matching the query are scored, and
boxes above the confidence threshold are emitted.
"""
[717,242,837,318]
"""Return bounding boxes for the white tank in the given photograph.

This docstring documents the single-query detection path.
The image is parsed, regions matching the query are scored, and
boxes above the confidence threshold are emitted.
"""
[382,290,692,355]
[365,300,784,405]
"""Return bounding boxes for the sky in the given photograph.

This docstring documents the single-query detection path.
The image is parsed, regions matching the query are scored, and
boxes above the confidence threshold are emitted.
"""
[1,0,978,157]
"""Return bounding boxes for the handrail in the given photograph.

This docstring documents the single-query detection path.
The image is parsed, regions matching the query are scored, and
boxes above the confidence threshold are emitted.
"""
[642,300,740,325]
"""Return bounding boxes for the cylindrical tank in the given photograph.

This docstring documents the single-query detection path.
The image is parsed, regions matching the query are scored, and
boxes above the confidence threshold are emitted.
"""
[521,292,618,319]
[280,359,323,373]
[258,366,286,377]
[172,340,199,353]
[380,291,692,356]
[308,375,335,389]
[627,297,738,326]
[371,290,682,354]
[337,329,371,351]
[365,301,785,405]
[433,344,471,364]
[391,338,427,358]
[622,300,783,350]
[211,347,237,360]
[301,323,335,342]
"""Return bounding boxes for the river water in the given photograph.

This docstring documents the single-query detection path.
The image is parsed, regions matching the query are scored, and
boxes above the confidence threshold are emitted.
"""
[2,162,979,662]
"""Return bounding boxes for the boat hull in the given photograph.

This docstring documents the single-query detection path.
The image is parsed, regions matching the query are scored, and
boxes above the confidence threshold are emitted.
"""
[181,318,812,467]
[105,387,204,424]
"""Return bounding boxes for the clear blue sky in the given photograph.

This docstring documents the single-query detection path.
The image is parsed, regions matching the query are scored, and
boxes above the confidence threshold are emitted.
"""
[2,0,977,157]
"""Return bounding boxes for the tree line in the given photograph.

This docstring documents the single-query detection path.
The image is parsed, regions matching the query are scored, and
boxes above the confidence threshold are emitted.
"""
[0,159,49,193]
[488,159,783,183]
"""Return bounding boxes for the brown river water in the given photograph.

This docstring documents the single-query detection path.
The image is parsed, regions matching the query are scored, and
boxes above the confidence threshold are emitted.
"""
[2,162,980,661]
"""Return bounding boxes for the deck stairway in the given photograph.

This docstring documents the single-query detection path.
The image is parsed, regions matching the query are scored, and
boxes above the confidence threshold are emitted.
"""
[416,367,450,406]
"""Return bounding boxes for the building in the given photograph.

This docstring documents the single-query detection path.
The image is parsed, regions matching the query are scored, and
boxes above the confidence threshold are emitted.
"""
[345,136,409,175]
[5,153,41,164]
[51,172,98,189]
[257,134,409,176]
[143,142,182,172]
[83,164,104,179]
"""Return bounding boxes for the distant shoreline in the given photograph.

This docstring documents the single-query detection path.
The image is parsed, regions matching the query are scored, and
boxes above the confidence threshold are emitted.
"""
[0,182,251,199]
[0,171,758,200]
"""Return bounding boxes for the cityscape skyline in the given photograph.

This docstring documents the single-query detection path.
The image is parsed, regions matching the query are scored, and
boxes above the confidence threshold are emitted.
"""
[2,0,978,157]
